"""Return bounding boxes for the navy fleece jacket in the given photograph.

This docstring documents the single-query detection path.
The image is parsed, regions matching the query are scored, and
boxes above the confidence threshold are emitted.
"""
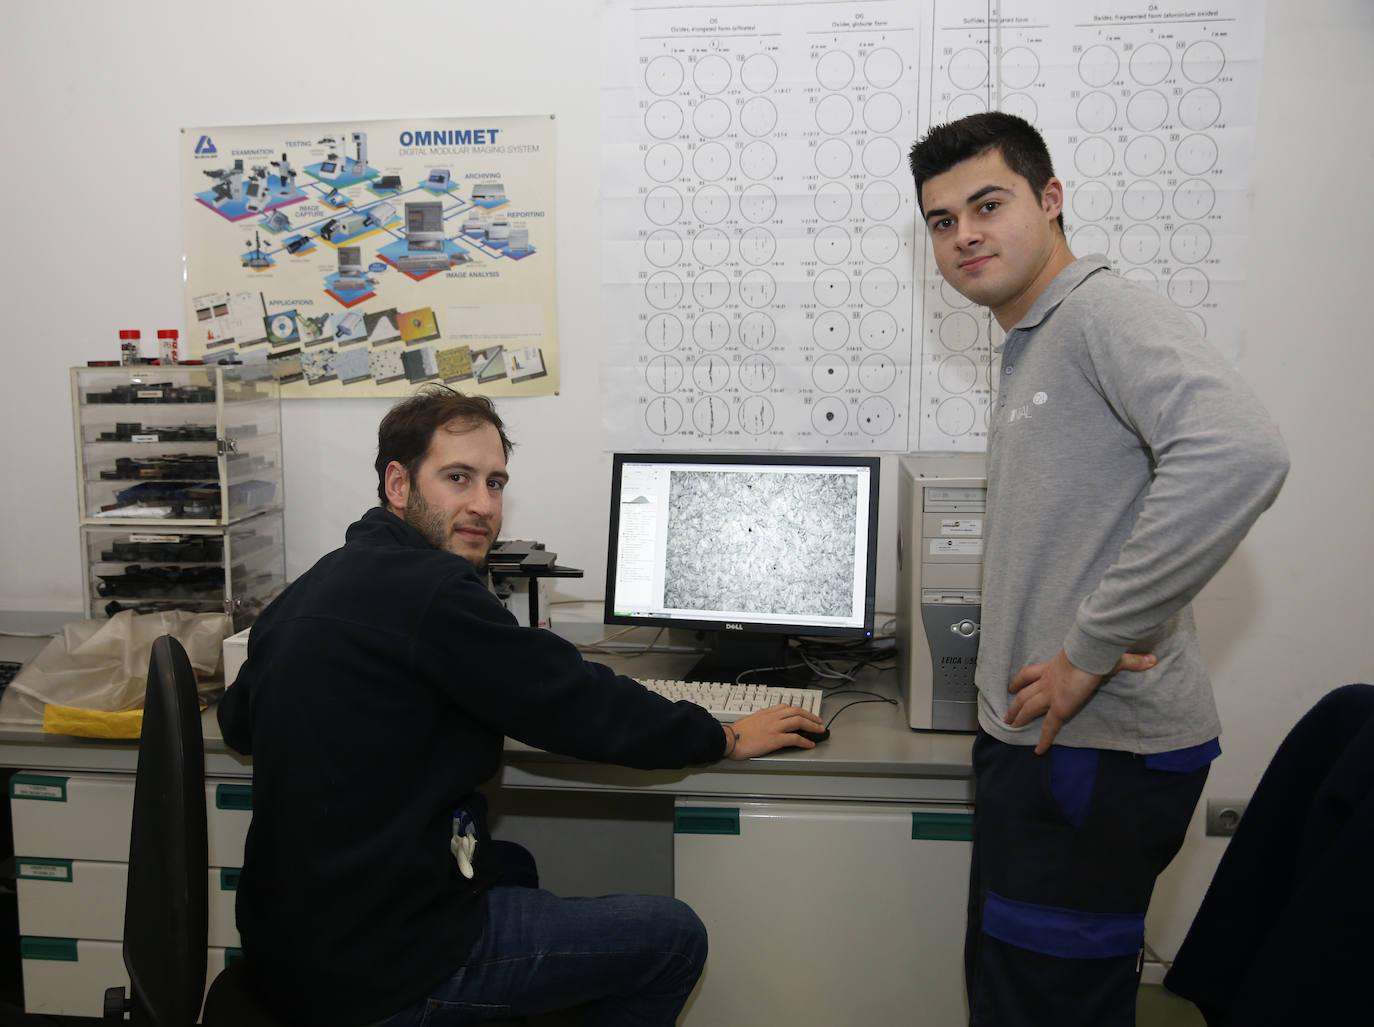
[218,508,725,1025]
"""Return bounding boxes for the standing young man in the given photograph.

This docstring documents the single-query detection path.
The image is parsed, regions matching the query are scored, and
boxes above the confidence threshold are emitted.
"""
[218,387,824,1027]
[908,112,1289,1025]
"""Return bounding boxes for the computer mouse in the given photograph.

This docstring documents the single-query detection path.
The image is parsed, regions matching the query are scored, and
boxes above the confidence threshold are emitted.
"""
[795,727,830,744]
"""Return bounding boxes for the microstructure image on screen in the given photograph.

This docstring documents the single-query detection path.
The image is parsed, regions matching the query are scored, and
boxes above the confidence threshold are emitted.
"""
[663,470,857,616]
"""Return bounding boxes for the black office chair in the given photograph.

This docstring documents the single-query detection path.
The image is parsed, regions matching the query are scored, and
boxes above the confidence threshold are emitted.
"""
[1165,683,1374,1025]
[102,634,290,1026]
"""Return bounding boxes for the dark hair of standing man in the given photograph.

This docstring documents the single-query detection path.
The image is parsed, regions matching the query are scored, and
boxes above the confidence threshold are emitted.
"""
[909,111,1065,233]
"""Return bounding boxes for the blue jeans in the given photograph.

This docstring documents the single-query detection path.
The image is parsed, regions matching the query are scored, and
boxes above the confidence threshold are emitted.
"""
[378,885,708,1026]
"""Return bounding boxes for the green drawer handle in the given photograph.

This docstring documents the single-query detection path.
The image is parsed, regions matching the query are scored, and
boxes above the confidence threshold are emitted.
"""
[215,783,253,810]
[9,774,68,802]
[21,937,79,962]
[220,867,241,891]
[674,807,740,836]
[224,947,245,968]
[912,812,974,842]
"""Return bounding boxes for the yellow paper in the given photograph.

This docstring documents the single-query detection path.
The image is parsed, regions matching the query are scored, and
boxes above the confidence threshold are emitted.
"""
[43,704,145,739]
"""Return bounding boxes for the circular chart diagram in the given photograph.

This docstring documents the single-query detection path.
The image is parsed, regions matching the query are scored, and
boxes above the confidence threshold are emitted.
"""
[738,396,775,435]
[645,313,681,352]
[813,311,850,349]
[644,56,683,96]
[815,182,852,222]
[739,312,776,351]
[692,184,730,225]
[693,312,730,350]
[693,54,731,94]
[741,53,777,92]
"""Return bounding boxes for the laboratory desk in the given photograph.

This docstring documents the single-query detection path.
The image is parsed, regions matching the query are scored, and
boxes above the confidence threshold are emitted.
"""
[0,629,976,1024]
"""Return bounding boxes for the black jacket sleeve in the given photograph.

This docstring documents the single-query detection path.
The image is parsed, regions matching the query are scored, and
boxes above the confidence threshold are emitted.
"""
[412,568,727,769]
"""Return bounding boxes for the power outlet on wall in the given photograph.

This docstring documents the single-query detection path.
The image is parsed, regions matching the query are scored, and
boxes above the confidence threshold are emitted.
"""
[1205,798,1249,836]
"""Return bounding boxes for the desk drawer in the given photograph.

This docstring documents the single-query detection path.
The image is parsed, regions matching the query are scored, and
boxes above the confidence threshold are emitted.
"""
[674,799,972,1026]
[9,771,252,866]
[15,859,241,947]
[20,937,234,1018]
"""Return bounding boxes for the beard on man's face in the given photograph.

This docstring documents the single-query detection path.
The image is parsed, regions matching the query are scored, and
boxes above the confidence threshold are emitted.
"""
[402,487,495,572]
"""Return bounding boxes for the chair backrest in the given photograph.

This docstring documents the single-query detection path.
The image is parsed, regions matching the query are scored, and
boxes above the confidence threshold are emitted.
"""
[123,634,209,1025]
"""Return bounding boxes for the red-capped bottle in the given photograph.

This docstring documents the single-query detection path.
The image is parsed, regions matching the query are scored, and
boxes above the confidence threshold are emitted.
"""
[157,329,179,364]
[119,330,141,366]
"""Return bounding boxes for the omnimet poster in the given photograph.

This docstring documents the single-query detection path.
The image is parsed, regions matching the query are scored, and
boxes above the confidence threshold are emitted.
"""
[179,115,559,398]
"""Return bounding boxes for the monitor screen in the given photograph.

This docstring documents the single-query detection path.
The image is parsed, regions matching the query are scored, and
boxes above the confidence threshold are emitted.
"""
[406,200,443,236]
[605,452,880,683]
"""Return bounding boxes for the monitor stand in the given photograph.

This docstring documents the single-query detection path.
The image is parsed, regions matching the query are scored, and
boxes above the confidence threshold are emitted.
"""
[684,630,795,687]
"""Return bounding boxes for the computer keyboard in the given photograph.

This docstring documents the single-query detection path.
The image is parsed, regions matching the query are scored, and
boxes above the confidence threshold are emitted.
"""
[395,252,451,272]
[636,679,823,723]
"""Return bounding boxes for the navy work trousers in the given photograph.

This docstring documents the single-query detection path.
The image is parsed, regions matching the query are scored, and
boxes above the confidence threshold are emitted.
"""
[965,731,1208,1027]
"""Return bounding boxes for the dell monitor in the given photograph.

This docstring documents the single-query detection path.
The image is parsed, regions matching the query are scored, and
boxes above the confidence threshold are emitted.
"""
[605,452,880,684]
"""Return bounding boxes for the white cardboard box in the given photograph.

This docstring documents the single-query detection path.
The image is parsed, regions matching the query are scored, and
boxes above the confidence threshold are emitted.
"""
[222,626,251,687]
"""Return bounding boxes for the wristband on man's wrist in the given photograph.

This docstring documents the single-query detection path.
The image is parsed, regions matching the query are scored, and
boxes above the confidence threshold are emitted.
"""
[723,725,739,758]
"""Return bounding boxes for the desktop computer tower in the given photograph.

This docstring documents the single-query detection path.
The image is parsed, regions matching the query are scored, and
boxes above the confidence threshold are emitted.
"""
[897,455,986,732]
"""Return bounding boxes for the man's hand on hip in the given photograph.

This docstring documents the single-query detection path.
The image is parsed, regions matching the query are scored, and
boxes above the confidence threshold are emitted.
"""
[1005,650,1157,754]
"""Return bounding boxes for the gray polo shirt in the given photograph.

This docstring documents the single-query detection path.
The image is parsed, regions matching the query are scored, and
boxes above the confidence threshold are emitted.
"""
[975,255,1289,753]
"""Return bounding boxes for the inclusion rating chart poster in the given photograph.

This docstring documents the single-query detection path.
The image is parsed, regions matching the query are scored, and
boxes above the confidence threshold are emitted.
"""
[603,0,923,451]
[602,0,1265,453]
[180,115,558,399]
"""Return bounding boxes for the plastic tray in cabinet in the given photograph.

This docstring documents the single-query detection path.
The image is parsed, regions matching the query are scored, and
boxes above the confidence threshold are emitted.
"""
[87,478,277,522]
[83,380,218,404]
[93,531,226,564]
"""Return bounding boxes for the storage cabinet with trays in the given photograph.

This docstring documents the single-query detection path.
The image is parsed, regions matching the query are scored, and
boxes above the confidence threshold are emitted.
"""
[71,364,286,630]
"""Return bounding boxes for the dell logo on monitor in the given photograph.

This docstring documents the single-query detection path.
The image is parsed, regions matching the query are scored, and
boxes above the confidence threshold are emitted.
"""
[724,623,744,631]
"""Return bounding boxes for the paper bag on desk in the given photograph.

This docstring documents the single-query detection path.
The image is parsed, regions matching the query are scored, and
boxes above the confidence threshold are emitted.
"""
[9,609,230,736]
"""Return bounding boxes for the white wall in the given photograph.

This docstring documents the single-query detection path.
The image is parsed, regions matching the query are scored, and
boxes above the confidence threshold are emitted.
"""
[1,0,1370,960]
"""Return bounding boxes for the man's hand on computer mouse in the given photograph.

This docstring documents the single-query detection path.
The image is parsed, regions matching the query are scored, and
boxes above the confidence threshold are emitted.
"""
[722,705,828,760]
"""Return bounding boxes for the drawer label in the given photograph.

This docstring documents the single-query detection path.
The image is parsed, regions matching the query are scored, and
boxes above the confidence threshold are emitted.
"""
[928,539,983,557]
[939,518,982,537]
[17,859,73,882]
[9,775,68,802]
